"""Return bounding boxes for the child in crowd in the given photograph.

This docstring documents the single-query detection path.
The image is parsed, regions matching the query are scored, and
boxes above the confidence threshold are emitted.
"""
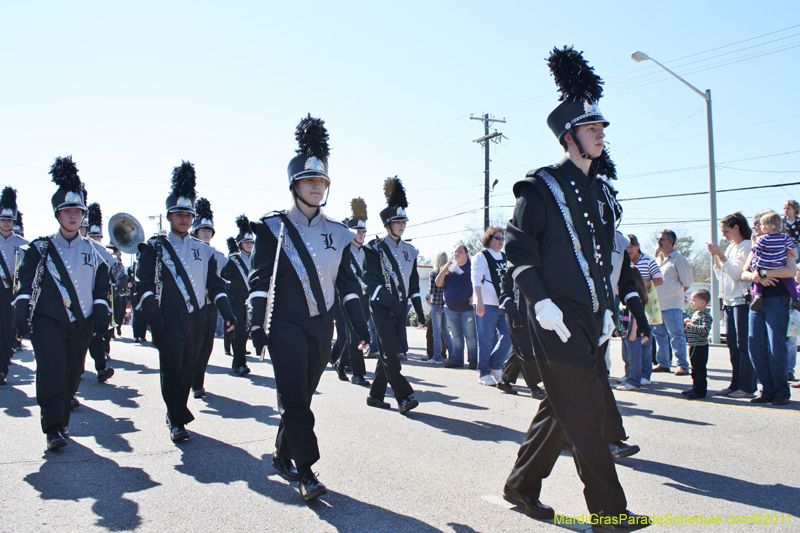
[750,211,799,311]
[617,268,650,391]
[682,289,712,399]
[783,199,800,247]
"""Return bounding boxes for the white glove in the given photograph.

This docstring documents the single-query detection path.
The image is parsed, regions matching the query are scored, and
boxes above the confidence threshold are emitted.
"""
[534,299,570,343]
[598,309,615,346]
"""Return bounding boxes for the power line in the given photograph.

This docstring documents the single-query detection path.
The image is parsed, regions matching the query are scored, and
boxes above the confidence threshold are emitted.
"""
[620,181,800,202]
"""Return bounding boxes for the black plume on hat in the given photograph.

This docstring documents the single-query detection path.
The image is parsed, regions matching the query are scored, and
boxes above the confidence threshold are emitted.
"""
[171,161,197,200]
[548,46,604,103]
[591,150,617,180]
[195,198,213,221]
[236,214,250,234]
[384,177,408,209]
[295,115,330,160]
[226,237,238,255]
[0,187,17,210]
[87,203,102,228]
[14,211,23,233]
[50,156,82,192]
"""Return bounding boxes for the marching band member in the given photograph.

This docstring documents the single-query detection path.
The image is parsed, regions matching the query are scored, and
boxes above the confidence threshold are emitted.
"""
[189,198,228,399]
[135,162,236,443]
[363,177,425,414]
[84,203,116,384]
[248,115,368,501]
[220,215,254,378]
[14,157,111,450]
[0,187,28,385]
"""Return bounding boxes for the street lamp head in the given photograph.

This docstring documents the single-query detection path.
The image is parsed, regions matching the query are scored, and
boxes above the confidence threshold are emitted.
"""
[630,51,650,63]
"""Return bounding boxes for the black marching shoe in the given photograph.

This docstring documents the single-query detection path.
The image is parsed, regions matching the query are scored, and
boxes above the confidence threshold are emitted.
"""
[530,386,547,400]
[272,454,299,481]
[497,380,518,395]
[397,395,419,415]
[610,441,640,460]
[233,365,251,376]
[351,375,370,386]
[97,368,115,383]
[502,483,555,520]
[299,471,327,501]
[223,349,231,356]
[46,428,68,451]
[61,426,70,439]
[335,362,348,382]
[170,425,190,443]
[193,388,206,399]
[0,373,6,385]
[366,396,391,409]
[70,395,80,410]
[591,511,652,531]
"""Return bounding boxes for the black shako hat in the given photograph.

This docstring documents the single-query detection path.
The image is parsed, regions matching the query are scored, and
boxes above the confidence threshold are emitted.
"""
[50,156,87,216]
[166,161,197,215]
[191,198,214,236]
[87,203,103,237]
[546,46,609,142]
[287,115,330,185]
[344,198,367,230]
[235,214,254,244]
[379,177,409,225]
[0,187,19,221]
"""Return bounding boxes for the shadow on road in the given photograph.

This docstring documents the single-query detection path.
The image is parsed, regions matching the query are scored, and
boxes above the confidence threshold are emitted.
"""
[2,359,36,418]
[407,411,524,442]
[24,441,159,531]
[620,458,800,517]
[615,401,714,426]
[70,405,138,453]
[174,434,442,532]
[197,392,280,426]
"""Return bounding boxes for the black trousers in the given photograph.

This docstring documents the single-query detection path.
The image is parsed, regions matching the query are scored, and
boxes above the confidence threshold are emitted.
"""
[113,295,127,332]
[153,310,202,426]
[0,289,14,377]
[132,306,147,339]
[507,297,627,516]
[191,303,218,391]
[689,344,709,395]
[231,302,248,369]
[369,304,413,402]
[224,328,233,353]
[269,313,334,467]
[31,315,92,433]
[332,298,367,376]
[87,333,108,372]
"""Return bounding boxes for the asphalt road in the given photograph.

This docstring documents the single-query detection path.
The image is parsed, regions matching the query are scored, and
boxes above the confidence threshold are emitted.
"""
[1,326,798,532]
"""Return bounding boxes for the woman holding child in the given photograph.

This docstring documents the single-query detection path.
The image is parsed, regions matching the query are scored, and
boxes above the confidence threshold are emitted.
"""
[740,210,797,406]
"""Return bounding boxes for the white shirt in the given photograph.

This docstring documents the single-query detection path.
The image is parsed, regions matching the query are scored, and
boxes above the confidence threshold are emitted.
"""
[471,248,504,306]
[713,239,752,304]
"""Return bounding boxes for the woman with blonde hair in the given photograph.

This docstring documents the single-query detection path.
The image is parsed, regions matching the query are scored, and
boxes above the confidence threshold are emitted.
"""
[426,251,453,364]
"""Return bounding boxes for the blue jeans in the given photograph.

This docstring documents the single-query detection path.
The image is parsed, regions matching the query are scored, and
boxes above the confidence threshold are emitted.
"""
[786,335,797,375]
[652,308,689,370]
[476,304,512,376]
[444,307,477,366]
[430,304,453,362]
[621,335,643,388]
[748,297,790,400]
[725,304,756,393]
[641,336,653,381]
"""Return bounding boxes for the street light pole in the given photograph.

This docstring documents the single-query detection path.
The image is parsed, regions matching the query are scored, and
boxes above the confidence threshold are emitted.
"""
[631,51,720,344]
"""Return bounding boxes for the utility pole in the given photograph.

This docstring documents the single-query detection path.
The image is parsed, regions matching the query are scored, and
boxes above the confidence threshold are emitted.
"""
[471,114,505,230]
[148,214,166,235]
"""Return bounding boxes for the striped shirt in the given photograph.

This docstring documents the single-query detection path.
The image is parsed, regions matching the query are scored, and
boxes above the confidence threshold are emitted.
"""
[751,233,795,270]
[685,308,712,347]
[634,253,663,284]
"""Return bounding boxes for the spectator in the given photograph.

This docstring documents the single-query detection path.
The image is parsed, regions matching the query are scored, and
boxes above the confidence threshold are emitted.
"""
[782,199,800,247]
[741,210,796,405]
[426,251,453,365]
[625,234,663,385]
[707,212,756,398]
[681,289,713,399]
[747,211,798,311]
[652,229,693,375]
[437,245,477,369]
[472,227,512,386]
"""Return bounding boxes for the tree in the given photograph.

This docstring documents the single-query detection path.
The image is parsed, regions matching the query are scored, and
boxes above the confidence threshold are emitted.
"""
[458,214,509,257]
[417,255,431,266]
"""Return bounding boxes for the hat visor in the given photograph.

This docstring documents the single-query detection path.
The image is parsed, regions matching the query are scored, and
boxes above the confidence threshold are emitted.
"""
[291,170,330,184]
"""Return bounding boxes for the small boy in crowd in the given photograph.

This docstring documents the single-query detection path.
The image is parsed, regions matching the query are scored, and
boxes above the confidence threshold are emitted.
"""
[682,289,712,399]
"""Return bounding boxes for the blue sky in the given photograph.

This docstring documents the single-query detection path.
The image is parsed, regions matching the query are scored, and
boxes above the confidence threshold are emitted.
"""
[2,1,798,260]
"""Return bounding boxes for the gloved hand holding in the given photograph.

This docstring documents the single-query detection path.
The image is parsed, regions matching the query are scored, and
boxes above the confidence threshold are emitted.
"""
[251,327,269,356]
[597,309,615,346]
[534,298,570,343]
